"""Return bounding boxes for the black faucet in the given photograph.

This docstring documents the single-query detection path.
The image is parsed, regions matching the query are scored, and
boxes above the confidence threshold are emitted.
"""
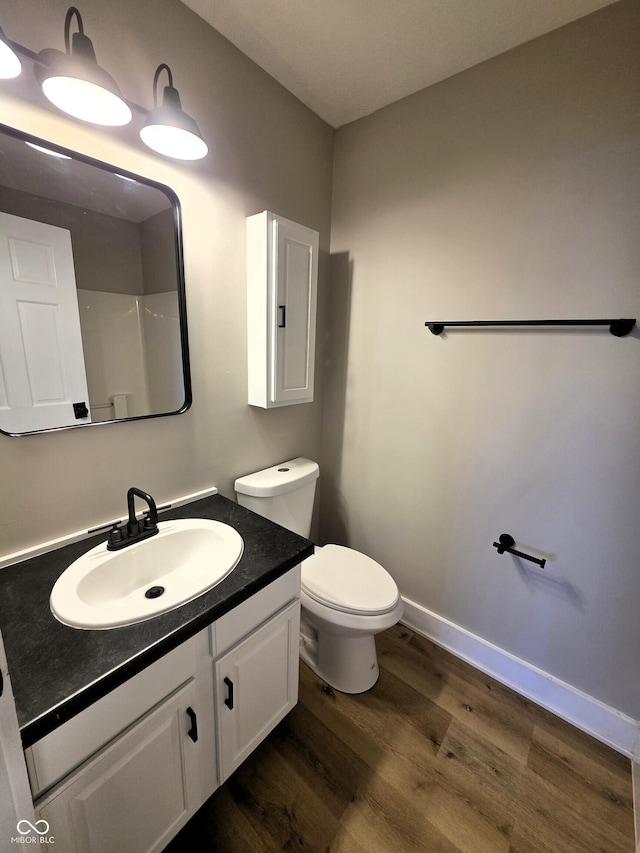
[107,487,159,551]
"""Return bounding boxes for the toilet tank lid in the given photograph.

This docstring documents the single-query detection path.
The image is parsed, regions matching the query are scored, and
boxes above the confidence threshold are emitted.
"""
[234,457,319,497]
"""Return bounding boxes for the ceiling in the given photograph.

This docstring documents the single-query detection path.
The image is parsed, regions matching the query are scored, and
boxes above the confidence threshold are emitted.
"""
[181,0,618,127]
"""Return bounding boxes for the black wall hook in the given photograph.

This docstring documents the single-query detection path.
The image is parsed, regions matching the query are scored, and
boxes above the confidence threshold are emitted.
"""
[493,533,546,568]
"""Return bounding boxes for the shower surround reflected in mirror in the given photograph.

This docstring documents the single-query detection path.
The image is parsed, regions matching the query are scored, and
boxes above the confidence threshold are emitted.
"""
[0,124,191,435]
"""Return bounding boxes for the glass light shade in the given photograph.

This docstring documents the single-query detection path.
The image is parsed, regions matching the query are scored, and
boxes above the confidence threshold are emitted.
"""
[0,30,21,78]
[42,73,132,126]
[140,80,207,161]
[140,120,208,161]
[36,36,132,128]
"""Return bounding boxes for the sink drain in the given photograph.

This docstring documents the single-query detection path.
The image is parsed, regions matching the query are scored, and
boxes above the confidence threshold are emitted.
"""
[145,586,165,599]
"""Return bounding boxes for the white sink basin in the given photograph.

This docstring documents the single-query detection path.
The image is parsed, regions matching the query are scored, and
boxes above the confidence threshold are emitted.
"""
[50,519,244,629]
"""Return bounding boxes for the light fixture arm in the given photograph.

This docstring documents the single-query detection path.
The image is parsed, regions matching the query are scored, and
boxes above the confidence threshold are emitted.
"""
[64,7,83,53]
[152,63,173,106]
[152,63,183,113]
[63,6,99,64]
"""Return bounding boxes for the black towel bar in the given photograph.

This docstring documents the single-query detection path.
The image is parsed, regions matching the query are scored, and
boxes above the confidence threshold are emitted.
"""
[493,534,546,568]
[425,318,636,337]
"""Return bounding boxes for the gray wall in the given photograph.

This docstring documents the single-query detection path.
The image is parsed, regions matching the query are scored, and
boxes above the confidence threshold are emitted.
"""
[140,209,178,295]
[324,0,640,718]
[0,0,333,552]
[0,186,145,295]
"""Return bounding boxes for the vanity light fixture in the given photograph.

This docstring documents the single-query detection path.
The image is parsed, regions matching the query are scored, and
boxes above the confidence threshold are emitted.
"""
[0,25,21,78]
[34,7,132,127]
[1,8,208,161]
[140,64,208,161]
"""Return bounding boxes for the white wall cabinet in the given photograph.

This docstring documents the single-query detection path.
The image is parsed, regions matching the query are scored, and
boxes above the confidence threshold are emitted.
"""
[29,567,301,852]
[215,600,300,783]
[246,211,319,407]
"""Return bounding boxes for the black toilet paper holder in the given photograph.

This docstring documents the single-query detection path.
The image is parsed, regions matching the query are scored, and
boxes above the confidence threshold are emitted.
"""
[492,533,546,568]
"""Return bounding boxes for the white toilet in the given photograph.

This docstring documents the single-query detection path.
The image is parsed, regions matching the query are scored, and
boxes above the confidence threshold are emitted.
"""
[234,457,403,693]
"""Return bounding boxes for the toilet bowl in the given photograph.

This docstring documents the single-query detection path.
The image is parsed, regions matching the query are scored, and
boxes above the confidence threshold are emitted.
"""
[234,458,403,693]
[299,545,404,693]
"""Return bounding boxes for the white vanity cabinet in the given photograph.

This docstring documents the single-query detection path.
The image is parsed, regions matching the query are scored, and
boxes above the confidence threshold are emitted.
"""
[246,211,319,408]
[27,566,301,853]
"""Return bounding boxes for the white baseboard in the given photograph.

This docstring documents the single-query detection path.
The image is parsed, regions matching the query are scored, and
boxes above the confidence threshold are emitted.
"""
[400,596,638,758]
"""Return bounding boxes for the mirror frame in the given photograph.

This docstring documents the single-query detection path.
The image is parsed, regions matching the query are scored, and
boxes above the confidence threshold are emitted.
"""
[0,123,192,436]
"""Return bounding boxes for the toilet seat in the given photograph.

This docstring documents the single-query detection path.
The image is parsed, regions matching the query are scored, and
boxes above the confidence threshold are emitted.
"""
[301,545,400,616]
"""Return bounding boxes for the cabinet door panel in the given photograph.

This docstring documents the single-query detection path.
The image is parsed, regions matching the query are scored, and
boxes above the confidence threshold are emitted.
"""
[37,680,199,853]
[216,601,300,782]
[273,218,318,404]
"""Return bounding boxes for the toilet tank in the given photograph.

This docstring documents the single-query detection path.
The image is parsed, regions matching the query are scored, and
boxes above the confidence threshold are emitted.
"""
[234,458,319,538]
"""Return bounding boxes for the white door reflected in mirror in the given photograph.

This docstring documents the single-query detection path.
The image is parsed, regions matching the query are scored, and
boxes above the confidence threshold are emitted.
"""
[0,212,91,433]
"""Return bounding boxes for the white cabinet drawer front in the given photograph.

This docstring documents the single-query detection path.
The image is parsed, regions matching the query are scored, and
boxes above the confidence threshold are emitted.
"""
[211,564,300,657]
[36,679,200,853]
[27,633,198,798]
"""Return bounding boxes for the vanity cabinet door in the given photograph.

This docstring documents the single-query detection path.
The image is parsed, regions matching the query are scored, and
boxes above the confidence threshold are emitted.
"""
[215,600,300,783]
[36,680,201,853]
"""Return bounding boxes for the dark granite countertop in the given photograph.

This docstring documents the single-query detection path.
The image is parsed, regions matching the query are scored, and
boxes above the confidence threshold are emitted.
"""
[0,494,313,748]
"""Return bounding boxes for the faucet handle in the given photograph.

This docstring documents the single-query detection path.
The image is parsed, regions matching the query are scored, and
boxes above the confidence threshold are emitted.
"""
[107,524,124,547]
[143,511,158,532]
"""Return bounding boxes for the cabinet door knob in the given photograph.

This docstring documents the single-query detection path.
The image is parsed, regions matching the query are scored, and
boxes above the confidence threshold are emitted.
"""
[224,676,234,710]
[186,706,198,742]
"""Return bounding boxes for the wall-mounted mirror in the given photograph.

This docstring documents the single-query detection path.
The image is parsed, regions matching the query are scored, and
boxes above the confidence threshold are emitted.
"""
[0,123,191,435]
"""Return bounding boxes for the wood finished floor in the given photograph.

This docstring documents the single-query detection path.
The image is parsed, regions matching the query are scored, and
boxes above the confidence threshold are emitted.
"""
[164,625,635,852]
